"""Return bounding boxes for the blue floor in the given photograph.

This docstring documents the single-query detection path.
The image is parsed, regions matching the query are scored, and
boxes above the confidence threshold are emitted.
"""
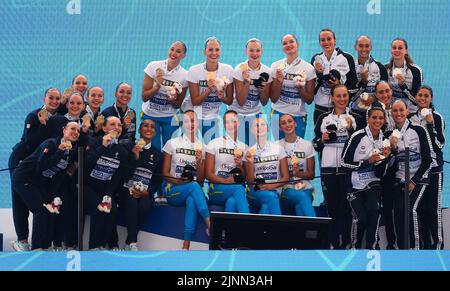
[0,250,449,271]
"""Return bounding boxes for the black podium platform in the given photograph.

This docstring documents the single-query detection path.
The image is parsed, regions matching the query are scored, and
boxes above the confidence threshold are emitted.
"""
[209,212,331,250]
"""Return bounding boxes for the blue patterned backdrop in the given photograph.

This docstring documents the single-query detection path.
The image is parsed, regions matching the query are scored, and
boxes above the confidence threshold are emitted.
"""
[0,0,449,208]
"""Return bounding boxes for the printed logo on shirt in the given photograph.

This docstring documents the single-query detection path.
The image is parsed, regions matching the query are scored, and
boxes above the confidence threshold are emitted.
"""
[285,73,302,81]
[254,155,278,163]
[219,148,235,155]
[90,156,120,181]
[257,172,278,181]
[294,152,306,159]
[255,164,278,172]
[178,158,196,167]
[161,79,175,87]
[42,159,69,178]
[199,80,208,87]
[176,148,196,156]
[123,167,153,190]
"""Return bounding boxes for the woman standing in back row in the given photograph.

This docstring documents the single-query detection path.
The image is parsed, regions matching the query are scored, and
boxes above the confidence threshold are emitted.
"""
[270,34,316,139]
[186,37,234,144]
[141,41,189,150]
[311,28,358,124]
[385,38,423,112]
[230,38,272,145]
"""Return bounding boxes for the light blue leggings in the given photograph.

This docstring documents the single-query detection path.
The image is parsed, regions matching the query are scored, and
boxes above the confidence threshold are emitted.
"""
[165,182,210,241]
[208,184,249,213]
[247,188,281,215]
[280,188,315,217]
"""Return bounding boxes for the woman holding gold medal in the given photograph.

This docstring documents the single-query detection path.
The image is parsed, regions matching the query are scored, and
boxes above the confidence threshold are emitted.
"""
[102,82,137,145]
[81,86,105,137]
[57,74,89,115]
[162,110,210,250]
[270,34,316,139]
[244,117,289,215]
[186,37,234,144]
[84,116,130,250]
[278,114,316,217]
[56,89,102,249]
[141,41,189,150]
[11,121,80,250]
[230,38,272,145]
[205,110,249,213]
[47,92,91,147]
[119,119,163,251]
[9,88,62,251]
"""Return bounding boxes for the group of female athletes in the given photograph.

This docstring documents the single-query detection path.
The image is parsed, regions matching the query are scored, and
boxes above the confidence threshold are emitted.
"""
[9,28,445,251]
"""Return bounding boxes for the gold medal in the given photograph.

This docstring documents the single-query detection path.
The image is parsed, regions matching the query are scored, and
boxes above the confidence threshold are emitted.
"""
[63,88,73,97]
[96,114,105,125]
[110,131,118,139]
[248,148,257,156]
[64,141,72,150]
[194,143,202,152]
[290,155,299,166]
[277,64,286,70]
[206,71,216,81]
[136,138,146,148]
[239,63,249,72]
[82,114,91,124]
[38,108,49,120]
[234,148,243,158]
[125,110,135,120]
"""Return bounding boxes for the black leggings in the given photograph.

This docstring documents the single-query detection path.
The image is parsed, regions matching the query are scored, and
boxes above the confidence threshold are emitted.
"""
[380,168,396,249]
[9,153,30,242]
[418,172,444,249]
[86,186,117,249]
[321,173,352,249]
[120,188,153,244]
[348,185,381,249]
[392,181,427,249]
[12,181,50,250]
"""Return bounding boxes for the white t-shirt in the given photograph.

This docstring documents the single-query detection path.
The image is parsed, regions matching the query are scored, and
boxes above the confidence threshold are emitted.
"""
[142,60,188,118]
[270,57,316,117]
[279,137,315,190]
[248,141,287,185]
[206,135,246,178]
[162,135,205,179]
[185,62,234,120]
[229,61,273,116]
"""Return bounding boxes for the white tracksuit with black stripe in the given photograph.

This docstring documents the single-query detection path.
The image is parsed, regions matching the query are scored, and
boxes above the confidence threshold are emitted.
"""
[313,109,361,248]
[386,62,423,112]
[385,119,435,249]
[311,48,358,124]
[341,127,389,249]
[351,56,389,120]
[409,109,445,249]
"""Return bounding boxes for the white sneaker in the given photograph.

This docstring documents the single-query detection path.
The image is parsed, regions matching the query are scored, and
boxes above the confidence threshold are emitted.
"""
[11,240,31,252]
[125,243,139,251]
